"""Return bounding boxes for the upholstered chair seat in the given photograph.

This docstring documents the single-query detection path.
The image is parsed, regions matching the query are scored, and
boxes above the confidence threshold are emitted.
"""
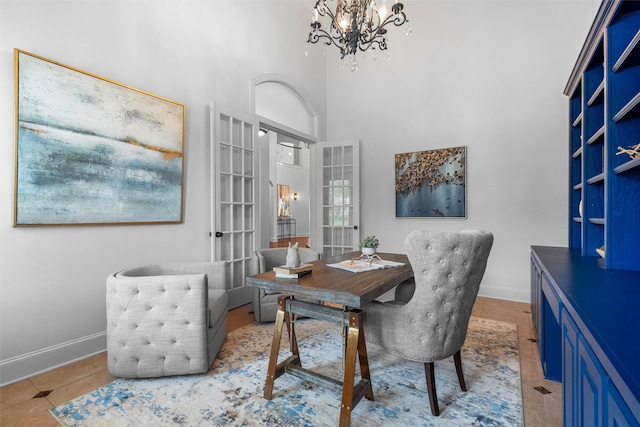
[250,247,323,323]
[106,261,229,378]
[363,230,494,416]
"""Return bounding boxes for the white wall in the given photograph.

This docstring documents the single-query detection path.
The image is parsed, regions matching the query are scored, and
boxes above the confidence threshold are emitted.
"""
[0,0,599,385]
[0,0,326,385]
[324,0,596,302]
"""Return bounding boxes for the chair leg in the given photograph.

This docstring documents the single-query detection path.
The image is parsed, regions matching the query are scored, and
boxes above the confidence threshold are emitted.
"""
[454,350,467,392]
[424,362,440,416]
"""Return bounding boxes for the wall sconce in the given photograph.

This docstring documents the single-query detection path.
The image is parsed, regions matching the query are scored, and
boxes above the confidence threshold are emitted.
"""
[293,192,299,201]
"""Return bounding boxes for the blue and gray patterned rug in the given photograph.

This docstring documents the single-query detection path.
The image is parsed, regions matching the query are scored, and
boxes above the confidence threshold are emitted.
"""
[51,317,523,426]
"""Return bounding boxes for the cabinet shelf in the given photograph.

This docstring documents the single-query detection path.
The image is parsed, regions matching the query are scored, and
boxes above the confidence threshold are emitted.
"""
[589,217,605,225]
[572,112,583,128]
[573,183,583,191]
[572,147,583,158]
[612,28,640,71]
[586,126,605,144]
[587,172,605,184]
[613,156,640,173]
[573,217,583,223]
[612,91,640,122]
[587,81,605,106]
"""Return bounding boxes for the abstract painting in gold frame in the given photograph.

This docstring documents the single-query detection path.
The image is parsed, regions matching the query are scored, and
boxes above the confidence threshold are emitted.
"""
[13,49,185,226]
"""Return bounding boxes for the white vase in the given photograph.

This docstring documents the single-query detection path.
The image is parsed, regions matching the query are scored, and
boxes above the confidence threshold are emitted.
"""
[361,247,376,256]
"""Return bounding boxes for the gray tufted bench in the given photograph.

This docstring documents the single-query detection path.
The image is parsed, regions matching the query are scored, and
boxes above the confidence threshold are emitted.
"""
[106,261,229,378]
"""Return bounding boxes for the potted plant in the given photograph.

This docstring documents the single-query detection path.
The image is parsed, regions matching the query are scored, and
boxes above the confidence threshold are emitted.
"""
[359,235,380,256]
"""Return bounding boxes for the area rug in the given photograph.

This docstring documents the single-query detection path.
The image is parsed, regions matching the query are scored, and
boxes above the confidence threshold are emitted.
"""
[50,317,523,426]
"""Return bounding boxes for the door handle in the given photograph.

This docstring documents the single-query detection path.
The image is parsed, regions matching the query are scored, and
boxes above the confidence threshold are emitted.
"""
[215,231,224,238]
[353,225,358,230]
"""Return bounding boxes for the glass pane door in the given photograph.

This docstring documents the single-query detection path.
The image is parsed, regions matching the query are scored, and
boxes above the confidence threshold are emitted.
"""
[316,141,360,258]
[211,103,256,309]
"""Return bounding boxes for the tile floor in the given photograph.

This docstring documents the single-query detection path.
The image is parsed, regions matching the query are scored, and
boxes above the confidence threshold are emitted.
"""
[0,296,562,426]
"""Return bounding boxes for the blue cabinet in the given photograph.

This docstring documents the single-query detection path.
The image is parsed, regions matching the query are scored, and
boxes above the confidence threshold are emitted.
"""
[559,1,640,422]
[531,247,640,427]
[561,304,638,427]
[565,0,640,271]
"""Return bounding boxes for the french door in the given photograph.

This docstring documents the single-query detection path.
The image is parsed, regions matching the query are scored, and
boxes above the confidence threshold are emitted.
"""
[312,140,361,258]
[210,103,258,309]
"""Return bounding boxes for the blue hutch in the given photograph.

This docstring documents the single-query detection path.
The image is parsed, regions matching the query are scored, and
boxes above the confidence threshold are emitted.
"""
[531,1,640,425]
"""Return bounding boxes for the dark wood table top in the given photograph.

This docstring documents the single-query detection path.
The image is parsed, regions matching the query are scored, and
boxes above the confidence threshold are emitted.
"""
[246,252,414,308]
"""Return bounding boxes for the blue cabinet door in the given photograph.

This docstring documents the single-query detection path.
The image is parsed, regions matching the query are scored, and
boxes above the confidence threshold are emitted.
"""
[562,307,578,427]
[578,337,605,427]
[607,384,640,427]
[562,305,607,427]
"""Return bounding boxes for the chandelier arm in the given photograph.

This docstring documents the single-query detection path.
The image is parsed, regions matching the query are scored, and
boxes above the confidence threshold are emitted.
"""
[379,10,408,29]
[308,28,349,50]
[314,1,353,49]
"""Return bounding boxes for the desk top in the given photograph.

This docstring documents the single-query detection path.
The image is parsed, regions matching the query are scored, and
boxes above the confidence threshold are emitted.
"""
[246,252,413,308]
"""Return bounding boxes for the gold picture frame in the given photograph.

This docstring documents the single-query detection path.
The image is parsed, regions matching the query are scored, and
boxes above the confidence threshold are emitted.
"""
[14,49,186,226]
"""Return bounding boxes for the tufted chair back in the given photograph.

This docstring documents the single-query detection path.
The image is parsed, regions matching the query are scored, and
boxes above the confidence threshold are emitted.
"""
[363,229,493,416]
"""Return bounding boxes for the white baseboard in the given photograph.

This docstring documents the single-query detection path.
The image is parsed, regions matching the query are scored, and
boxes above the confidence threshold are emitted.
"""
[478,285,530,304]
[0,331,107,387]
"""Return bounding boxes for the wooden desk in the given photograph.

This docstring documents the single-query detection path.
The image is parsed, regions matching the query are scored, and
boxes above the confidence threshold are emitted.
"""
[246,252,413,427]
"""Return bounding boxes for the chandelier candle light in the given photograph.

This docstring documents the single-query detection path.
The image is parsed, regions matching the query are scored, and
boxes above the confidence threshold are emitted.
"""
[306,0,410,71]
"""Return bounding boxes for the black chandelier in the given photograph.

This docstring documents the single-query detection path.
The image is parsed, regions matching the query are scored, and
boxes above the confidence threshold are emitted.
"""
[306,0,410,71]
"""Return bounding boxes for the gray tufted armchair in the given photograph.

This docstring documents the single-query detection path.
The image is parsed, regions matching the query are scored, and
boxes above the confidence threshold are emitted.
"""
[363,229,494,416]
[106,261,229,378]
[250,247,323,323]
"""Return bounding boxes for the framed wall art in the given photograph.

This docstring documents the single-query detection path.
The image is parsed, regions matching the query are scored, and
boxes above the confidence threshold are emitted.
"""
[395,146,466,218]
[13,49,185,226]
[277,184,291,218]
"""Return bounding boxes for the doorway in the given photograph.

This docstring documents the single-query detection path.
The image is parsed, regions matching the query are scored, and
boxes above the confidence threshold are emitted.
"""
[261,129,313,249]
[252,75,320,251]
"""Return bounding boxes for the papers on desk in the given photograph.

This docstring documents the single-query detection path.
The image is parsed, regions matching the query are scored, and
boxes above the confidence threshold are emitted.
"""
[327,259,405,273]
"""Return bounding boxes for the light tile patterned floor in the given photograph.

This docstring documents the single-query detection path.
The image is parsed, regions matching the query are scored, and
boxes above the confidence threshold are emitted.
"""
[0,297,562,426]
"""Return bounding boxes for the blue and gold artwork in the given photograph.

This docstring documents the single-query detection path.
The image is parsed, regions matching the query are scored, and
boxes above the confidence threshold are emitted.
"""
[395,146,466,218]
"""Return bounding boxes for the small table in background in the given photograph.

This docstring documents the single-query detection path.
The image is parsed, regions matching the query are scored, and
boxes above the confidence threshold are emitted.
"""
[276,217,296,240]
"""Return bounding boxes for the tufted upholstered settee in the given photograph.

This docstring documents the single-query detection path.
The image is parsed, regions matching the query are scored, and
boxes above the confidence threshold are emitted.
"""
[106,261,229,378]
[250,247,323,323]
